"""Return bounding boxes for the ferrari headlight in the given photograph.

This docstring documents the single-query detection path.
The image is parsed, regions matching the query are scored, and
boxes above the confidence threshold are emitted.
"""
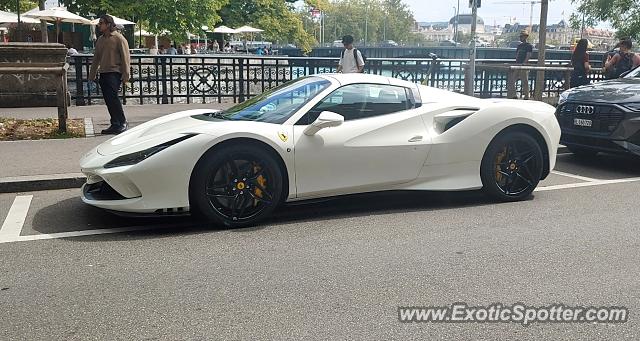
[558,91,569,106]
[104,134,197,169]
[623,102,640,112]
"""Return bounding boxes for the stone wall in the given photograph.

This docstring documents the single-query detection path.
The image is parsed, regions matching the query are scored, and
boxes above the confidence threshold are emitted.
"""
[0,43,67,107]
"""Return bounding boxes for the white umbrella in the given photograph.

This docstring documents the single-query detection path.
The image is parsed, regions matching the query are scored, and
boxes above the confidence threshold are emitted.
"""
[235,25,263,33]
[25,7,91,25]
[134,28,154,37]
[90,15,135,26]
[0,10,43,24]
[213,25,238,34]
[25,6,91,43]
[235,25,263,53]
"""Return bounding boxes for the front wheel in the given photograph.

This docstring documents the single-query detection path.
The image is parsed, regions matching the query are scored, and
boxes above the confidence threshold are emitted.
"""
[190,144,283,228]
[480,131,544,201]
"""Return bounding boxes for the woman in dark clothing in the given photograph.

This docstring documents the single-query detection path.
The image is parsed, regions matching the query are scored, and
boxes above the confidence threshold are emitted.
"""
[570,39,591,88]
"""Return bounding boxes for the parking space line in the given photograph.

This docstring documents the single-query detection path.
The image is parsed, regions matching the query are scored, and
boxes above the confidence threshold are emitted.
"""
[551,170,599,182]
[0,195,33,242]
[0,222,193,245]
[536,177,640,192]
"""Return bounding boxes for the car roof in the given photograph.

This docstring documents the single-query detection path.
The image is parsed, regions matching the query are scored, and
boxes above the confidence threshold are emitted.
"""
[318,73,418,88]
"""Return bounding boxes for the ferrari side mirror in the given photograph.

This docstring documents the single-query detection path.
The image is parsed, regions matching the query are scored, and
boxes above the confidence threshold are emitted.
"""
[303,111,344,136]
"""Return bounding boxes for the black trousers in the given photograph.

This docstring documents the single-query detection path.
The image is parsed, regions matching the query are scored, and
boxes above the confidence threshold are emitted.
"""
[98,72,126,126]
[570,70,590,88]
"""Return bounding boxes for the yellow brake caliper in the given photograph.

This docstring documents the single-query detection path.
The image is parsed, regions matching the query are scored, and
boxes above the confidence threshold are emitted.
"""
[253,164,267,204]
[495,147,507,183]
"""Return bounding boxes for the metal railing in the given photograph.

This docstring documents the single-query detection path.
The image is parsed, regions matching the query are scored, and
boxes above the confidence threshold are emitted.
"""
[67,55,604,105]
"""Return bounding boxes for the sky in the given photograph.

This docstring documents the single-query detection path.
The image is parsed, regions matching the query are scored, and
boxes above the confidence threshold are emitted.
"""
[403,0,597,28]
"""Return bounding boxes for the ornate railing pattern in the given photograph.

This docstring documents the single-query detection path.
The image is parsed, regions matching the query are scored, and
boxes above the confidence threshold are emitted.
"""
[67,55,603,105]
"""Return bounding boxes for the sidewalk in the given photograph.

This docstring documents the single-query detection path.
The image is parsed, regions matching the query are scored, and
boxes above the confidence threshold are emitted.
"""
[0,103,231,192]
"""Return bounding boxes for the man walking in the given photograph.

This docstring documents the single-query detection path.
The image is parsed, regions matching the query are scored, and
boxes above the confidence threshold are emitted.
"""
[510,30,533,99]
[89,14,131,134]
[337,35,364,73]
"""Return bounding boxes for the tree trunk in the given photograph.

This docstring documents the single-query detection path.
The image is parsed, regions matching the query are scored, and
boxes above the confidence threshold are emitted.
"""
[534,0,549,101]
[39,0,48,43]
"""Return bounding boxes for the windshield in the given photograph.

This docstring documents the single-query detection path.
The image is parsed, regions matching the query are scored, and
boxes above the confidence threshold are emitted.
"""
[623,65,640,78]
[195,77,332,124]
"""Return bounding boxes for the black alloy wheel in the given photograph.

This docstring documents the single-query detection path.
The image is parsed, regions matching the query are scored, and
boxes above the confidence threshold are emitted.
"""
[191,144,283,227]
[481,131,544,201]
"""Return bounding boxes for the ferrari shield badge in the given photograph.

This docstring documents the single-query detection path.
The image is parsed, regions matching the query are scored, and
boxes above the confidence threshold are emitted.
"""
[278,131,288,142]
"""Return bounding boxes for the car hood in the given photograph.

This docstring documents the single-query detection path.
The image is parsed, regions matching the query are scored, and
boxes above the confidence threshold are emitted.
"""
[97,109,216,156]
[96,109,284,156]
[564,78,640,104]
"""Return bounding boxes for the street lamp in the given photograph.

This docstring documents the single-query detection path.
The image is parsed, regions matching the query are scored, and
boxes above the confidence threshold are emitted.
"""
[455,0,460,42]
[452,6,457,42]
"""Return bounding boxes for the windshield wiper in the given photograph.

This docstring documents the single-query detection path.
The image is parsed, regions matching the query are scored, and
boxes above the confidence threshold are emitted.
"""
[205,111,228,120]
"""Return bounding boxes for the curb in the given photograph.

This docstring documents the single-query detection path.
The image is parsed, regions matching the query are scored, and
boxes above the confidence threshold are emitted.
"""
[0,173,86,193]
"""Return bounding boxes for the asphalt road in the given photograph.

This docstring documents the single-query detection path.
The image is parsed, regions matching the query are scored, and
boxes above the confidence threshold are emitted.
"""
[1,152,639,340]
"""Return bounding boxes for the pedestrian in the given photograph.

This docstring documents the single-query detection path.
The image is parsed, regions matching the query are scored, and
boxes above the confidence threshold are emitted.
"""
[510,30,533,99]
[66,43,78,56]
[212,39,219,52]
[89,14,131,134]
[337,35,364,73]
[570,38,591,88]
[603,38,640,79]
[166,44,177,55]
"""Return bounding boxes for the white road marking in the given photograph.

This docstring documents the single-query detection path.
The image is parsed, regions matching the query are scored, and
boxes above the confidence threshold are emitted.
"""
[0,223,193,245]
[0,195,33,242]
[536,177,640,192]
[551,170,599,182]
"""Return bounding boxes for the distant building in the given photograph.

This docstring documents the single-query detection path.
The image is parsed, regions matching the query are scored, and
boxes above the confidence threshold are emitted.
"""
[502,20,616,50]
[450,14,485,35]
[582,28,617,50]
[418,15,497,43]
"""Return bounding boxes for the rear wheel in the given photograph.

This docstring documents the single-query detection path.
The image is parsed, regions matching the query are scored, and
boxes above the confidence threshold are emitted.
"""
[190,145,283,228]
[567,146,598,158]
[481,131,544,201]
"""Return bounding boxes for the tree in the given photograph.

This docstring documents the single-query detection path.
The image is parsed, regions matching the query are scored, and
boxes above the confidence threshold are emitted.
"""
[310,0,418,46]
[62,0,228,41]
[219,0,315,52]
[0,0,36,12]
[570,0,639,39]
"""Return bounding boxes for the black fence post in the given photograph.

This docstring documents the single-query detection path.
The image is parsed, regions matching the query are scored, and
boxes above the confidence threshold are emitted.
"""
[74,56,85,106]
[160,57,169,104]
[238,58,245,102]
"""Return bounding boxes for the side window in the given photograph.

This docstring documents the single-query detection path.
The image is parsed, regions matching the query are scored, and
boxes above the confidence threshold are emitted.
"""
[298,84,410,124]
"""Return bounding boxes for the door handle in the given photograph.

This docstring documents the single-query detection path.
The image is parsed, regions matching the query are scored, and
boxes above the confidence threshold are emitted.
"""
[408,135,423,142]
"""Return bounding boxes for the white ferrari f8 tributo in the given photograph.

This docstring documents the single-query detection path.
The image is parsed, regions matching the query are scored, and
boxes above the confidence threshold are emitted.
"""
[80,74,560,227]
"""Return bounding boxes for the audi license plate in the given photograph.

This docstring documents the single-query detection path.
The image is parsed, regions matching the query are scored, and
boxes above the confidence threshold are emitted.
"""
[573,118,593,127]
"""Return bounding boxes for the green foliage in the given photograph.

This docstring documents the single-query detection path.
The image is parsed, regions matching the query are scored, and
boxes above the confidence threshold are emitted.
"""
[306,0,416,46]
[219,0,316,52]
[571,0,640,39]
[0,0,37,13]
[61,0,228,41]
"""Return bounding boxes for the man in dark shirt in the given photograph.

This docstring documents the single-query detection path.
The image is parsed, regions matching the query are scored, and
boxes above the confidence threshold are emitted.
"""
[511,30,533,99]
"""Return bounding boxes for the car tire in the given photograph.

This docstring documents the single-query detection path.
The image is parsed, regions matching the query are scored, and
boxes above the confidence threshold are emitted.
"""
[190,144,283,228]
[567,146,598,158]
[481,131,544,202]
